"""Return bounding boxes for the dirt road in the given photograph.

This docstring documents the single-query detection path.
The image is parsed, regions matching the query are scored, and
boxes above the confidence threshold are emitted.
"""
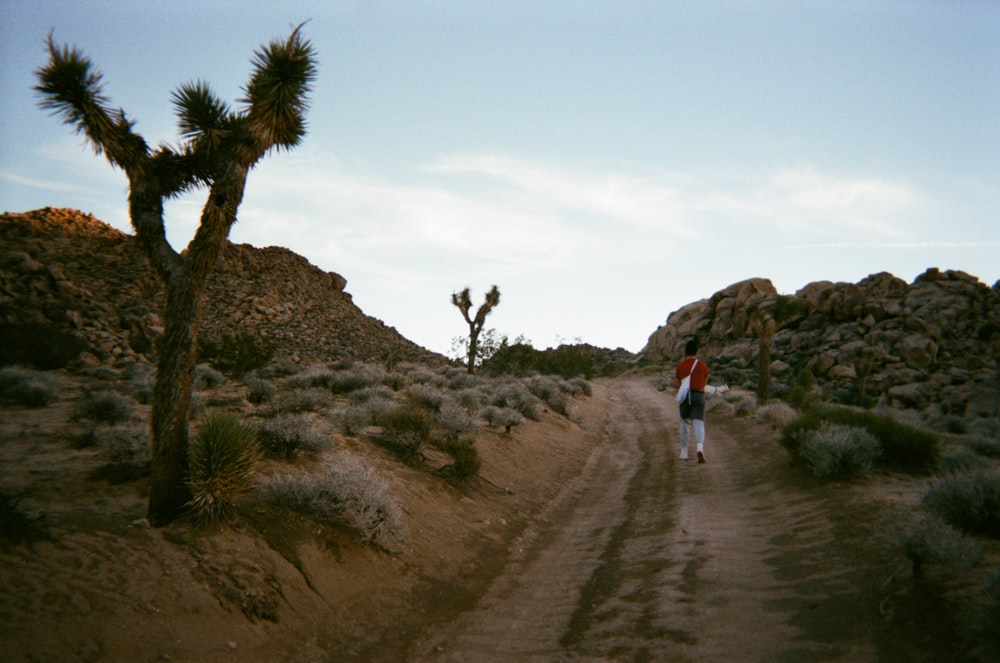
[406,376,952,663]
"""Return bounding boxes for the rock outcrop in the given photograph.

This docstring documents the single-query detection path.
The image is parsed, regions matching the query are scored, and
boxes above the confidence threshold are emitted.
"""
[0,208,444,368]
[641,270,1000,419]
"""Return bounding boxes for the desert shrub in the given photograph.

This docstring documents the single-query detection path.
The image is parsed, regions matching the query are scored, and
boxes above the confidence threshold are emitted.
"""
[0,367,58,408]
[257,414,331,460]
[454,387,485,411]
[77,389,134,424]
[245,378,276,405]
[257,357,301,378]
[883,508,981,577]
[482,405,524,434]
[756,402,798,429]
[406,366,446,387]
[193,363,225,390]
[965,436,1000,458]
[186,412,261,524]
[726,390,758,417]
[275,387,329,413]
[85,365,120,381]
[336,396,396,436]
[348,385,396,403]
[264,454,407,551]
[780,405,939,472]
[0,322,87,369]
[921,471,1000,537]
[408,383,446,410]
[439,438,481,482]
[526,375,571,414]
[798,423,881,478]
[377,403,432,462]
[565,377,593,397]
[939,449,989,475]
[447,371,485,391]
[435,401,477,441]
[381,371,406,391]
[198,332,276,376]
[125,363,155,404]
[489,381,542,420]
[327,365,385,394]
[89,423,152,468]
[934,415,970,435]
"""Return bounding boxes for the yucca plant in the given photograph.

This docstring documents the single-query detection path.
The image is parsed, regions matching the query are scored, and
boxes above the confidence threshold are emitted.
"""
[187,412,261,524]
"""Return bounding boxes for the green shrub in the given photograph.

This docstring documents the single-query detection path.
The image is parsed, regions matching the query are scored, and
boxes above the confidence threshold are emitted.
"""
[0,367,58,407]
[198,332,277,376]
[780,405,939,472]
[0,322,87,369]
[440,438,481,482]
[483,342,594,379]
[337,397,396,436]
[921,471,1000,537]
[798,423,881,478]
[258,414,331,460]
[786,368,816,410]
[408,383,446,410]
[264,454,407,551]
[77,390,134,424]
[377,403,432,462]
[186,412,261,524]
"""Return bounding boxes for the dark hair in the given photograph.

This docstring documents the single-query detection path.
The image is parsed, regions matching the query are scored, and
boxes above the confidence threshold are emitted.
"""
[685,340,699,356]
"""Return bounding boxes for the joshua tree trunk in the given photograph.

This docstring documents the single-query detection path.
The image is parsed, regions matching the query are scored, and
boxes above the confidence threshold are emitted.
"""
[36,27,316,525]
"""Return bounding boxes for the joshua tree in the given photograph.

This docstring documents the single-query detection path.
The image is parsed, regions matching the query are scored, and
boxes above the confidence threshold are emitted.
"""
[35,26,316,525]
[452,285,500,373]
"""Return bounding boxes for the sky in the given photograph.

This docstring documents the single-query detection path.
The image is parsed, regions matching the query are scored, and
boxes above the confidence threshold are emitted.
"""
[2,1,998,358]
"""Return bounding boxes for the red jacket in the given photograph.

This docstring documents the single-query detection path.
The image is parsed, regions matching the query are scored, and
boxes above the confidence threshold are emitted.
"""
[675,356,708,391]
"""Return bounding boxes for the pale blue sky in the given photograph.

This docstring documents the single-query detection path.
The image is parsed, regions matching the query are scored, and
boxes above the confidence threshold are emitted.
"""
[2,1,998,356]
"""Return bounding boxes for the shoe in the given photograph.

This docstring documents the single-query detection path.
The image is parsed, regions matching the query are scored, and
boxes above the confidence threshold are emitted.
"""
[697,451,706,464]
[679,451,688,460]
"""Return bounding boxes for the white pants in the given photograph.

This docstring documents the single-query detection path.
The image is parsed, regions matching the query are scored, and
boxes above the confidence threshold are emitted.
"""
[679,418,705,454]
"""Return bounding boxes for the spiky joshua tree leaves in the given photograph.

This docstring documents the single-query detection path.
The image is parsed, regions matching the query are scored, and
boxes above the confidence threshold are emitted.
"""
[452,285,500,373]
[35,26,317,525]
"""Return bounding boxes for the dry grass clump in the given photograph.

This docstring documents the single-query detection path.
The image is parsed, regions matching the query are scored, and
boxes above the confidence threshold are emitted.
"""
[921,471,1000,537]
[882,507,981,577]
[274,387,330,413]
[264,453,407,551]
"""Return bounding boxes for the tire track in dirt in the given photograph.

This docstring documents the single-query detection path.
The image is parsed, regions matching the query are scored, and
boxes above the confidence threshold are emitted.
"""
[407,376,897,662]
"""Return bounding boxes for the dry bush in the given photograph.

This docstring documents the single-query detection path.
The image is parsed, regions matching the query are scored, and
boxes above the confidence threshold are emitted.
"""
[264,453,407,551]
[0,366,58,408]
[76,389,134,424]
[275,387,330,413]
[799,422,881,478]
[258,414,331,460]
[756,402,798,429]
[881,507,981,577]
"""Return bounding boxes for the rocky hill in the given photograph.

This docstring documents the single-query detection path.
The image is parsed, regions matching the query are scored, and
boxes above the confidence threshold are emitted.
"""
[0,208,444,368]
[641,270,1000,421]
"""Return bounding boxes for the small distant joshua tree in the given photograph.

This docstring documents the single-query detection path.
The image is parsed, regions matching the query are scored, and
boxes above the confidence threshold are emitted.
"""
[35,25,317,525]
[452,285,500,374]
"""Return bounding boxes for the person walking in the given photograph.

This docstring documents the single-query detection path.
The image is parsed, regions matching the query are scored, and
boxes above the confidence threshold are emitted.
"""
[675,339,709,463]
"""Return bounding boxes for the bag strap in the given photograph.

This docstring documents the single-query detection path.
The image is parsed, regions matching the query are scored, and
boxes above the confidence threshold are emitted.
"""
[687,358,698,379]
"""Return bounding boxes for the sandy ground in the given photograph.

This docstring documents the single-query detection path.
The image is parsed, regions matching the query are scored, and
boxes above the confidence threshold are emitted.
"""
[0,373,994,662]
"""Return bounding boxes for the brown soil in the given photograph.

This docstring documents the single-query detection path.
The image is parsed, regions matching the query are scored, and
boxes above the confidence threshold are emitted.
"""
[1,374,994,662]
